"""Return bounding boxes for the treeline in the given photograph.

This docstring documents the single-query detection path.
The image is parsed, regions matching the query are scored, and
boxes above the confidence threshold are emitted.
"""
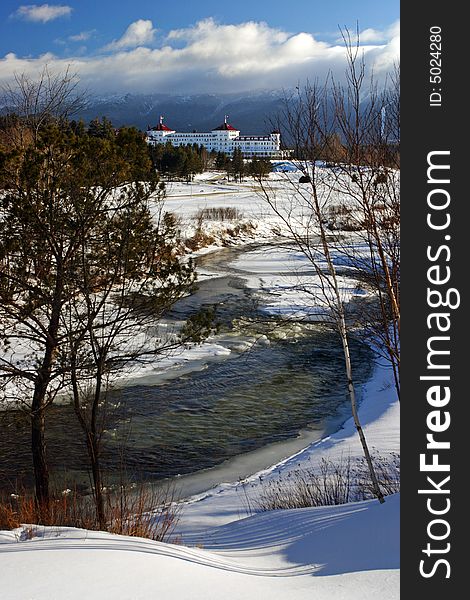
[149,141,213,181]
[301,132,400,169]
[149,143,273,182]
[0,115,151,185]
[1,112,274,189]
[216,147,272,182]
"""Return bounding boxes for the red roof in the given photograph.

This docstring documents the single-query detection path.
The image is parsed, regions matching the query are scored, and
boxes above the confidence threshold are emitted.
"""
[152,123,174,132]
[212,122,238,131]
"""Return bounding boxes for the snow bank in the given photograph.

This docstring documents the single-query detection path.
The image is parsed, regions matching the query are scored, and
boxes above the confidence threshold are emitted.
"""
[0,355,400,600]
[175,359,399,534]
[0,495,399,600]
[0,172,399,599]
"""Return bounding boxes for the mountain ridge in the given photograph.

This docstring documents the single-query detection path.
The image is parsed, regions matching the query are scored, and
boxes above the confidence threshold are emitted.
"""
[77,91,288,134]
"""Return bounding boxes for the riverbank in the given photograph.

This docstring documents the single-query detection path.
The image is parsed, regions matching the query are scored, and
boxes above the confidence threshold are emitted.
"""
[0,171,399,599]
[0,230,374,494]
[0,358,400,600]
[175,356,399,535]
[0,170,367,411]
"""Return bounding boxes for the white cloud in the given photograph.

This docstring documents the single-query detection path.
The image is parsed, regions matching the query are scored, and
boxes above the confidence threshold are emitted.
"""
[0,19,400,95]
[368,23,400,73]
[337,21,400,44]
[104,19,156,50]
[69,30,95,42]
[12,4,73,23]
[357,28,385,43]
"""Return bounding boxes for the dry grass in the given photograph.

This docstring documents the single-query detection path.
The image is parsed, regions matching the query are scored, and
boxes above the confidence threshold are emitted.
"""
[355,453,401,499]
[0,483,181,543]
[247,453,399,512]
[0,491,96,532]
[185,207,254,250]
[106,483,181,541]
[196,206,242,222]
[185,230,216,251]
[223,222,255,240]
[0,501,22,530]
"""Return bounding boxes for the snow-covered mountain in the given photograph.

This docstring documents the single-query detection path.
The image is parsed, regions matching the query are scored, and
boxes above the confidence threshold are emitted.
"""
[78,91,288,133]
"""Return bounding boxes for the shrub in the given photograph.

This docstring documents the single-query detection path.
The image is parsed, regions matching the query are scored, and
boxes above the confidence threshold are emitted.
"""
[223,222,255,239]
[185,230,216,251]
[105,483,181,541]
[374,172,388,186]
[0,500,21,530]
[248,453,399,512]
[0,483,181,543]
[196,206,242,222]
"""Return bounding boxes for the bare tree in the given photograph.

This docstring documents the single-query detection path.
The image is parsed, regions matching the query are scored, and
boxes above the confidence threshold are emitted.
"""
[1,65,86,145]
[257,81,386,503]
[327,31,400,398]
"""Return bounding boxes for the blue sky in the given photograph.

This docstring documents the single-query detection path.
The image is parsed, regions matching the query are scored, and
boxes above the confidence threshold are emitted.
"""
[0,2,399,95]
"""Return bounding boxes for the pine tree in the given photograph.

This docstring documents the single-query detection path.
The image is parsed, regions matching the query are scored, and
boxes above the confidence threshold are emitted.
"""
[249,157,272,179]
[0,119,196,510]
[231,147,245,182]
[215,151,228,170]
[87,116,115,139]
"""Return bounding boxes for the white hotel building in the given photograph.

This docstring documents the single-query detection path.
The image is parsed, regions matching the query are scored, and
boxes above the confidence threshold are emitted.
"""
[146,116,282,158]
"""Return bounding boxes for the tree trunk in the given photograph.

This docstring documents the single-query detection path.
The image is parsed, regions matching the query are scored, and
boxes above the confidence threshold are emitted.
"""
[30,353,56,507]
[340,320,385,504]
[31,405,49,509]
[30,274,63,508]
[86,433,106,529]
[90,365,106,529]
[71,353,107,529]
[316,188,385,504]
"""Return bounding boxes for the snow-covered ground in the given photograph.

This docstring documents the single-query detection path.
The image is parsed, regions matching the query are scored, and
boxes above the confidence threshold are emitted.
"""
[0,170,376,405]
[0,360,399,600]
[0,170,399,599]
[0,500,399,600]
[227,243,367,320]
[176,358,399,534]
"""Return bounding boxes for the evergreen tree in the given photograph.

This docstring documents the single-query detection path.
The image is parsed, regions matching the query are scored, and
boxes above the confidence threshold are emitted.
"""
[209,149,218,169]
[231,147,245,182]
[249,157,272,179]
[68,119,86,137]
[87,116,115,139]
[150,143,205,181]
[0,119,196,511]
[215,151,228,170]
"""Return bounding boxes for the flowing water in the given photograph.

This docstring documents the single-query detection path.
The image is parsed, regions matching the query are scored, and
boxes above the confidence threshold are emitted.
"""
[0,243,374,497]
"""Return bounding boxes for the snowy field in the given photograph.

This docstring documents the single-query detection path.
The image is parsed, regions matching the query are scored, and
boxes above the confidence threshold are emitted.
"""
[0,169,399,599]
